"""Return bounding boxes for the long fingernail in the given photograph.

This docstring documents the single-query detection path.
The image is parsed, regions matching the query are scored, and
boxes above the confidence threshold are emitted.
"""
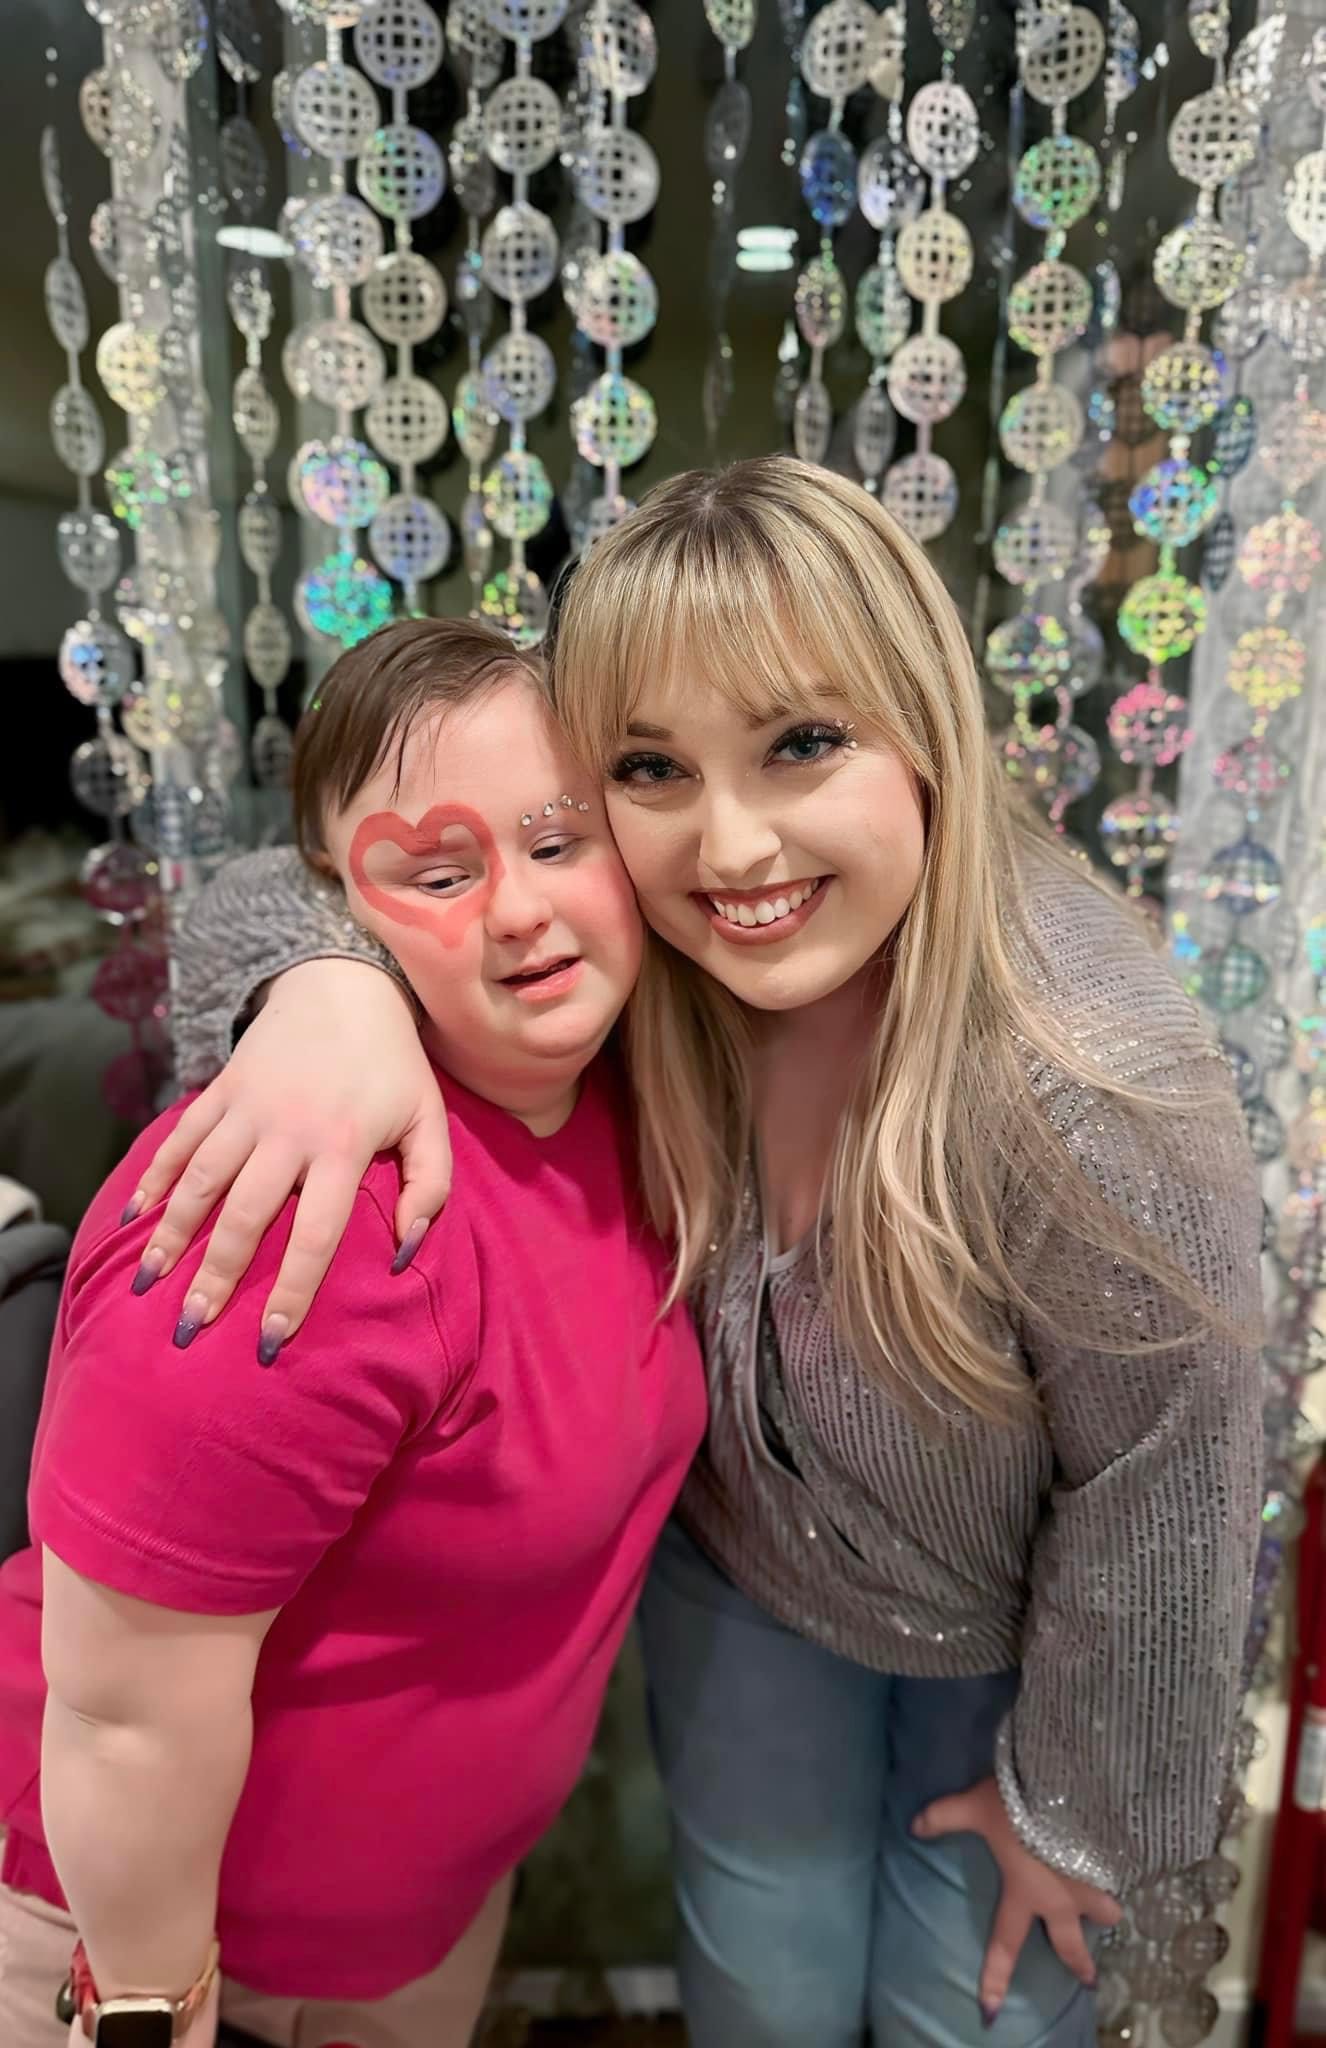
[121,1192,144,1225]
[257,1314,289,1368]
[173,1291,209,1349]
[390,1218,428,1276]
[982,2005,1000,2030]
[131,1246,166,1296]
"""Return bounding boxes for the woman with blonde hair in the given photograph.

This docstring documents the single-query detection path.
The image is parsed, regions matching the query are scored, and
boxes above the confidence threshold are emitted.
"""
[123,458,1263,2047]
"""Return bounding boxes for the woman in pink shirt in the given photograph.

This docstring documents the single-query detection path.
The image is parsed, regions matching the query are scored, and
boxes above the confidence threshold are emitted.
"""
[0,618,706,2048]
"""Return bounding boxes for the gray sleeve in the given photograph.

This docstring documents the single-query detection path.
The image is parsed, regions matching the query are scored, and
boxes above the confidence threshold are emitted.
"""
[996,1063,1264,1895]
[170,847,410,1089]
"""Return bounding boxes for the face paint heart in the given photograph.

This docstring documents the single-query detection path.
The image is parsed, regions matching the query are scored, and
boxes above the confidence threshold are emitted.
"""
[349,803,504,949]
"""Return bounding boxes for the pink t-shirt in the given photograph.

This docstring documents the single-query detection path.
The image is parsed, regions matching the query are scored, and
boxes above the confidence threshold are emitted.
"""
[0,1056,705,1998]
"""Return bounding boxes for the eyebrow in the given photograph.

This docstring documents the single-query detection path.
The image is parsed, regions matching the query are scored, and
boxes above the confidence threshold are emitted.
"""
[626,685,844,742]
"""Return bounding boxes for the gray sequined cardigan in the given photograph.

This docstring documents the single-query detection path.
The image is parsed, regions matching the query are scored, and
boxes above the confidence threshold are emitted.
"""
[173,845,1265,1896]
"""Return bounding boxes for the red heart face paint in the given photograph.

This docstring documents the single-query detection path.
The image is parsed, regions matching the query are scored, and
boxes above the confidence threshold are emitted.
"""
[349,803,503,950]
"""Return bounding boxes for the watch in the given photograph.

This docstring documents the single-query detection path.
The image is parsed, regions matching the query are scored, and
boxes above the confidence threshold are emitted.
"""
[60,1938,221,2045]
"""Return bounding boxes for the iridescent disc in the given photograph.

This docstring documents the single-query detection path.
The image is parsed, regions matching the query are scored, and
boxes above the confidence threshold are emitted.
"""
[58,510,120,597]
[1140,341,1228,433]
[1189,0,1230,60]
[704,0,755,50]
[992,500,1076,587]
[706,78,752,174]
[1168,87,1257,188]
[297,436,391,529]
[985,610,1071,693]
[995,719,1099,812]
[369,492,451,582]
[105,445,178,529]
[292,60,380,161]
[238,493,282,576]
[1013,135,1101,231]
[896,209,974,305]
[89,199,156,292]
[72,735,149,822]
[799,130,857,229]
[298,547,395,644]
[795,254,847,350]
[40,125,66,224]
[857,138,924,232]
[78,67,113,153]
[365,375,450,464]
[1212,734,1290,804]
[580,493,636,551]
[251,713,295,790]
[575,252,659,349]
[855,261,911,358]
[1128,459,1218,547]
[481,203,560,304]
[218,0,264,84]
[282,322,320,402]
[928,0,974,49]
[887,333,966,426]
[484,77,560,175]
[1107,680,1191,767]
[359,123,446,222]
[1154,219,1245,312]
[1226,626,1306,715]
[96,322,164,417]
[998,383,1084,471]
[882,453,958,543]
[1099,791,1179,870]
[1286,152,1326,258]
[243,602,292,689]
[226,259,274,342]
[1007,261,1091,355]
[354,0,445,88]
[461,491,494,580]
[1202,940,1268,1014]
[51,385,106,479]
[482,449,555,542]
[480,566,551,648]
[476,334,555,428]
[44,256,89,353]
[483,0,567,37]
[232,366,279,462]
[793,381,833,465]
[452,371,500,464]
[81,840,157,923]
[853,384,896,478]
[1239,510,1323,602]
[1273,277,1326,366]
[1201,838,1283,918]
[1118,572,1207,663]
[306,319,387,410]
[219,115,268,219]
[571,371,658,467]
[578,128,660,226]
[905,81,980,179]
[59,618,134,707]
[449,109,498,216]
[1259,402,1326,493]
[362,250,447,344]
[294,193,385,289]
[799,0,875,100]
[1206,509,1236,588]
[109,69,161,171]
[867,6,905,98]
[1022,6,1105,105]
[447,0,504,86]
[583,0,657,95]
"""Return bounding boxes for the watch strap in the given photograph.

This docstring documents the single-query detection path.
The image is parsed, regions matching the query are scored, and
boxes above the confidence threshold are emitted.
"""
[69,1938,221,2041]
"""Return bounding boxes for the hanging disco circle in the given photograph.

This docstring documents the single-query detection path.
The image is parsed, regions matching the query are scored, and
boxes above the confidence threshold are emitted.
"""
[243,603,293,690]
[855,262,911,358]
[1007,260,1091,355]
[1128,458,1218,547]
[354,0,445,89]
[297,549,394,648]
[793,382,833,465]
[578,128,660,226]
[886,333,966,425]
[481,203,560,304]
[800,130,857,229]
[571,371,658,467]
[905,80,980,180]
[1140,340,1229,432]
[71,734,149,820]
[294,193,385,289]
[369,493,451,583]
[1021,5,1105,105]
[296,436,391,529]
[992,501,1077,588]
[896,209,974,305]
[305,319,387,411]
[1118,572,1208,664]
[452,371,501,464]
[238,494,283,577]
[574,252,659,349]
[1154,218,1245,312]
[483,77,561,176]
[362,250,447,344]
[882,453,957,543]
[292,59,380,161]
[45,256,89,353]
[365,375,450,464]
[1013,134,1101,232]
[482,449,555,542]
[482,0,568,40]
[359,122,446,221]
[481,331,558,423]
[800,0,874,100]
[480,566,550,648]
[999,383,1084,471]
[59,618,134,707]
[795,253,848,350]
[583,0,657,96]
[57,510,120,597]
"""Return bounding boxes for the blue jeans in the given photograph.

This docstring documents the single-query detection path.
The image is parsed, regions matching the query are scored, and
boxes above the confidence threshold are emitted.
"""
[637,1518,1096,2048]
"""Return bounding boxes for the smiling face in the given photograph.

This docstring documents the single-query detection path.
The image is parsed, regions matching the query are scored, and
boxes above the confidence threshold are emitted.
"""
[321,676,642,1121]
[604,662,926,1014]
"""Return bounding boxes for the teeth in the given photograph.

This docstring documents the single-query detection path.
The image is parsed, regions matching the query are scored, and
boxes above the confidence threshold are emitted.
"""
[708,880,821,928]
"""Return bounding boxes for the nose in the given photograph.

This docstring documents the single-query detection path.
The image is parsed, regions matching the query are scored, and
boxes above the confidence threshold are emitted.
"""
[484,866,553,943]
[696,787,782,886]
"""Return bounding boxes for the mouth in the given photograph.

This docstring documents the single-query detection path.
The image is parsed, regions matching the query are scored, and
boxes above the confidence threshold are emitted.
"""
[694,878,830,946]
[498,955,584,1002]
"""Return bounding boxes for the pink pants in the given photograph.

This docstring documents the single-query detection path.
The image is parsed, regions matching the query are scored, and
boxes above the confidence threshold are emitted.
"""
[0,1849,510,2048]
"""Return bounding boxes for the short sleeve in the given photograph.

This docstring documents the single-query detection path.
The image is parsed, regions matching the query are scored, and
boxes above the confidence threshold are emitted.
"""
[29,1156,458,1616]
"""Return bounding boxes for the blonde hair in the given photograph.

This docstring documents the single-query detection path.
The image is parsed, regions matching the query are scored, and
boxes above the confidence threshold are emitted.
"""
[551,456,1233,1418]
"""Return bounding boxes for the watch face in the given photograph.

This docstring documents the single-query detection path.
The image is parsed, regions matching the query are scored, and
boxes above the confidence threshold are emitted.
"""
[94,2006,175,2048]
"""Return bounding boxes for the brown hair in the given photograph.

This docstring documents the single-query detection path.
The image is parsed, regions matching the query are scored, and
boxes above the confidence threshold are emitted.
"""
[292,617,544,865]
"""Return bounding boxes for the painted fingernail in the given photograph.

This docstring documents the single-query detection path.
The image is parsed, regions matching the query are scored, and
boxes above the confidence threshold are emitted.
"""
[173,1291,209,1349]
[982,2005,1000,2030]
[131,1246,167,1296]
[390,1218,429,1276]
[257,1314,289,1368]
[121,1192,145,1225]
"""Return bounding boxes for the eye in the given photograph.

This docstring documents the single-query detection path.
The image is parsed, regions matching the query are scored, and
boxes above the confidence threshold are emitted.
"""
[609,751,686,790]
[769,721,849,767]
[530,835,577,863]
[416,870,471,895]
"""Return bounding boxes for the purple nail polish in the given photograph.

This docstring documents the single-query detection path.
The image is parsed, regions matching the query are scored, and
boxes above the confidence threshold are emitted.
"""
[391,1218,428,1276]
[131,1248,166,1296]
[121,1194,144,1225]
[257,1314,289,1368]
[173,1311,202,1350]
[982,2005,1000,2031]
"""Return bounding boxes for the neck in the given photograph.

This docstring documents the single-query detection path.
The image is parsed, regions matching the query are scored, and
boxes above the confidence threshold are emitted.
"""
[419,1020,584,1136]
[752,956,886,1067]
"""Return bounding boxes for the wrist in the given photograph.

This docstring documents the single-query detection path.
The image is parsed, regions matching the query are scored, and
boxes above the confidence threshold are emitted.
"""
[66,1938,220,2044]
